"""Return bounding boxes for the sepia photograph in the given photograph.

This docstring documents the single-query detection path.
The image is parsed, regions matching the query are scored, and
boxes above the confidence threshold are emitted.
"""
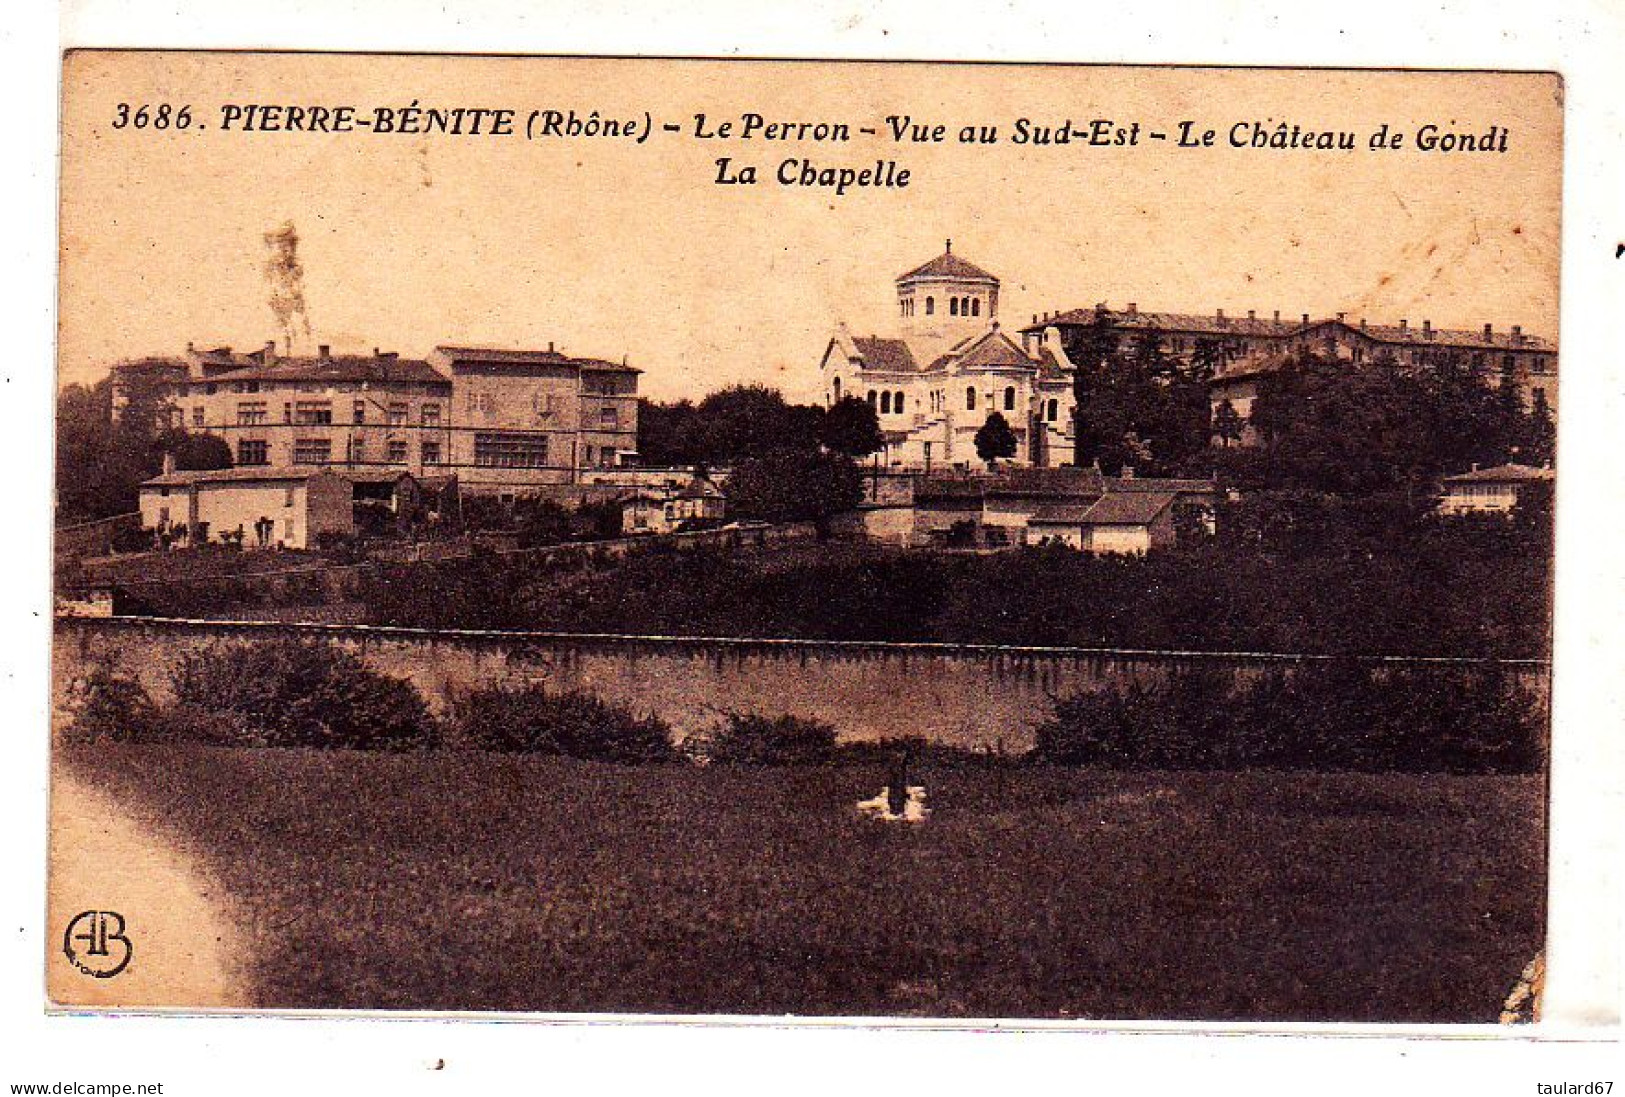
[48,52,1564,1024]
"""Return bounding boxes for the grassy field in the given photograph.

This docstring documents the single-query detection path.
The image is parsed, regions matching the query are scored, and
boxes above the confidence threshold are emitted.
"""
[61,744,1545,1021]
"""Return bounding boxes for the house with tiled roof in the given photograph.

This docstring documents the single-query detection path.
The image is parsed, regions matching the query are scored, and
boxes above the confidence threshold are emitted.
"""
[1026,491,1179,554]
[1437,462,1554,516]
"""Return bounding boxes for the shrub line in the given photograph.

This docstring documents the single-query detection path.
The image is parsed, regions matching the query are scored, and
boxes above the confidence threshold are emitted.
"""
[56,613,1553,669]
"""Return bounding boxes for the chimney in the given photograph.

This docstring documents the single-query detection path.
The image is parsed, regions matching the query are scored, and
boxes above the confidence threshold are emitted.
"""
[1126,302,1138,316]
[945,238,952,254]
[162,452,175,475]
[1399,319,1408,333]
[317,344,331,360]
[1216,308,1226,325]
[263,340,276,365]
[548,341,555,354]
[1032,313,1038,324]
[1511,324,1523,345]
[1423,319,1432,340]
[1483,323,1493,340]
[1336,311,1346,322]
[1360,318,1368,331]
[1273,309,1281,325]
[1301,313,1310,326]
[1247,309,1256,322]
[185,340,194,353]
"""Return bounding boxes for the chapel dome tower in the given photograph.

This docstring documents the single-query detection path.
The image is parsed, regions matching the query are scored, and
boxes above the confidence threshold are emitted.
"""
[895,240,1000,352]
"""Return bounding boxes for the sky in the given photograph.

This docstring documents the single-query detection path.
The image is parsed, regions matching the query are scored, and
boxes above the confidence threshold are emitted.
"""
[57,54,1562,403]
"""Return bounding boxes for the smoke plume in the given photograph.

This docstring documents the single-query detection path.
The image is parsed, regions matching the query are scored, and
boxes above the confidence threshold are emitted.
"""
[262,221,312,352]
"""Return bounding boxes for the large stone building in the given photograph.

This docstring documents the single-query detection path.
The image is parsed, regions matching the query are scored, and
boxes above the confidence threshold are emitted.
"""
[1023,305,1558,448]
[819,242,1073,470]
[114,339,641,495]
[821,242,1558,467]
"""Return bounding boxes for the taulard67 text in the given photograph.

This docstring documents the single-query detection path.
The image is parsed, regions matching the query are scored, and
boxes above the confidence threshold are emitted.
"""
[102,100,1518,197]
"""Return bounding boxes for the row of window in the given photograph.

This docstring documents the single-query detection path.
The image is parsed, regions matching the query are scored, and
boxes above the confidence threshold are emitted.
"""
[215,401,447,428]
[239,439,445,467]
[898,295,985,319]
[854,384,1067,421]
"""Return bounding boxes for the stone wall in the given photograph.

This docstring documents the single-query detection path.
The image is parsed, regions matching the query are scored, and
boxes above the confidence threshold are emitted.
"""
[52,617,1551,752]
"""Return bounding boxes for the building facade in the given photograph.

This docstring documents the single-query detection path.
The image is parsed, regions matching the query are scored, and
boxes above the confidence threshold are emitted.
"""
[819,243,1558,468]
[115,339,641,495]
[820,242,1072,470]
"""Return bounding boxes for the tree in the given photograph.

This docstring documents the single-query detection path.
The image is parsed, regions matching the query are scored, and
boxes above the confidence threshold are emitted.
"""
[820,395,883,458]
[171,432,233,471]
[724,447,862,537]
[694,385,821,465]
[1212,399,1244,447]
[974,411,1018,467]
[1065,305,1120,467]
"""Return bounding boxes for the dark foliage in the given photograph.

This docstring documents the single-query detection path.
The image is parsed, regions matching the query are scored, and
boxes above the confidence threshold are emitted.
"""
[364,494,1551,658]
[454,684,676,762]
[1033,661,1545,774]
[973,411,1018,467]
[704,713,838,765]
[820,395,884,458]
[725,448,862,535]
[56,374,231,523]
[170,639,438,750]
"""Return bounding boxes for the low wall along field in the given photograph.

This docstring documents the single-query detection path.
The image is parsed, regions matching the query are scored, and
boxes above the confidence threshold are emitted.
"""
[52,617,1551,751]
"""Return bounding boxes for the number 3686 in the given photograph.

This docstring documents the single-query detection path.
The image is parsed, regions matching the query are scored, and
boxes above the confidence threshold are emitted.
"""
[112,103,193,130]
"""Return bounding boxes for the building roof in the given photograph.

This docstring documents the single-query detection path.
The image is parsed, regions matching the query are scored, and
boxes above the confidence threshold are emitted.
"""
[207,354,450,388]
[142,465,343,488]
[849,336,919,373]
[897,242,999,285]
[1106,476,1217,495]
[940,328,1036,372]
[1028,504,1097,524]
[434,345,641,373]
[1082,491,1177,525]
[914,477,986,502]
[1442,463,1556,484]
[1023,307,1556,354]
[985,466,1105,498]
[1024,306,1299,339]
[141,465,416,489]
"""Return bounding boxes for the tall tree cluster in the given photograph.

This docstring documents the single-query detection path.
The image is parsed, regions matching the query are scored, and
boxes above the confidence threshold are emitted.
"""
[56,372,231,524]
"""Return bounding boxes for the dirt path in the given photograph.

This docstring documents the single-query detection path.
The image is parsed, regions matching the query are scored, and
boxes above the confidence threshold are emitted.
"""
[47,770,248,1008]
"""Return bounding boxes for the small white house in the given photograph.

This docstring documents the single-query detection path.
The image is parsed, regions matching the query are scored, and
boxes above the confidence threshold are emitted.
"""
[139,465,354,550]
[1438,463,1554,515]
[1026,491,1178,554]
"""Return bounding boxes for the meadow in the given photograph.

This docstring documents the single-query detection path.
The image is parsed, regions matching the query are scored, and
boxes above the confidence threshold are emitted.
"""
[61,743,1546,1021]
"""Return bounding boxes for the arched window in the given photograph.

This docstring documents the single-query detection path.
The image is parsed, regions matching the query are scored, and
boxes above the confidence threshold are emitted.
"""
[1004,386,1016,411]
[949,297,959,317]
[867,390,877,407]
[880,391,892,415]
[1047,399,1058,422]
[966,386,976,411]
[925,297,935,316]
[832,377,841,402]
[894,391,905,414]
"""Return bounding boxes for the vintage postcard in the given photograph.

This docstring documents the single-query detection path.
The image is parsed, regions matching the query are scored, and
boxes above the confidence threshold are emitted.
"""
[50,53,1561,1022]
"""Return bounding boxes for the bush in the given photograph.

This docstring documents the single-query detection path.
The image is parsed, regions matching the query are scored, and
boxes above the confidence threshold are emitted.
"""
[704,713,838,765]
[170,639,438,750]
[1032,662,1545,774]
[62,668,165,744]
[455,685,676,762]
